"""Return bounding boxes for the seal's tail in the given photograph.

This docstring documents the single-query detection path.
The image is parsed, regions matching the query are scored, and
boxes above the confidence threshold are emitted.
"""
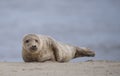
[74,47,95,58]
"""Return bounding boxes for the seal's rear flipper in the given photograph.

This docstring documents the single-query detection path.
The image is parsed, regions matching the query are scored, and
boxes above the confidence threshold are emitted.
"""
[74,47,95,58]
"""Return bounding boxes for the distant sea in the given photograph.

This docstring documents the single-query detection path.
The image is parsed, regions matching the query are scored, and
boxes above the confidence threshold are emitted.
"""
[0,0,120,62]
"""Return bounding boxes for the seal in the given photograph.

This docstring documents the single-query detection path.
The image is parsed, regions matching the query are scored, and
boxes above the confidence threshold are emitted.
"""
[22,34,95,62]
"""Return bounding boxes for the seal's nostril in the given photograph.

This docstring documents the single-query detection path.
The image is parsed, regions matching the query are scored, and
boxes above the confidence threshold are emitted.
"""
[32,45,36,48]
[30,45,37,51]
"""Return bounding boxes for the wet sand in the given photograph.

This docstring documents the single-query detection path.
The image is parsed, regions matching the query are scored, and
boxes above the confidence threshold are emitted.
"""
[0,61,120,76]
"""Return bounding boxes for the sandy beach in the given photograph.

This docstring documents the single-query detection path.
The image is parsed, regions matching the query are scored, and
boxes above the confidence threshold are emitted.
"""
[0,61,120,76]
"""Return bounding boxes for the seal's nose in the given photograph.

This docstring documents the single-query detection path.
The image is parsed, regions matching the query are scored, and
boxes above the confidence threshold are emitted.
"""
[30,45,37,50]
[32,45,36,48]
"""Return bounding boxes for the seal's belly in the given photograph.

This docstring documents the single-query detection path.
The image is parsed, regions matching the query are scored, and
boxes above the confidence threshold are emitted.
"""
[37,49,54,62]
[57,43,75,62]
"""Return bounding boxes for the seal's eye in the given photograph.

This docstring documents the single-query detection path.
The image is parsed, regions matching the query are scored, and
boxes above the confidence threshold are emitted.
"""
[25,40,29,43]
[35,39,38,43]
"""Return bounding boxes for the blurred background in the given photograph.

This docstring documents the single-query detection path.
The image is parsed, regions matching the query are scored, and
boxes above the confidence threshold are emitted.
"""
[0,0,120,62]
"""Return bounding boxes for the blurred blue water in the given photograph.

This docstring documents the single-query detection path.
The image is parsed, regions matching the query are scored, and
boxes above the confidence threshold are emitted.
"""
[0,0,120,62]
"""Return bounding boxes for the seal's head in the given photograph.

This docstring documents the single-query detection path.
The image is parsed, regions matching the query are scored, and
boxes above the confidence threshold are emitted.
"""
[23,34,40,53]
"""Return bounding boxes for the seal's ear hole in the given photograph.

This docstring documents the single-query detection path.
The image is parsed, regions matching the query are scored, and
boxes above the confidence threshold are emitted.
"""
[35,39,38,43]
[25,40,29,43]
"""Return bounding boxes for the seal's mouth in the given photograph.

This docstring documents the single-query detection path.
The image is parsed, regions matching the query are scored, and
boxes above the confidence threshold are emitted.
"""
[29,45,38,52]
